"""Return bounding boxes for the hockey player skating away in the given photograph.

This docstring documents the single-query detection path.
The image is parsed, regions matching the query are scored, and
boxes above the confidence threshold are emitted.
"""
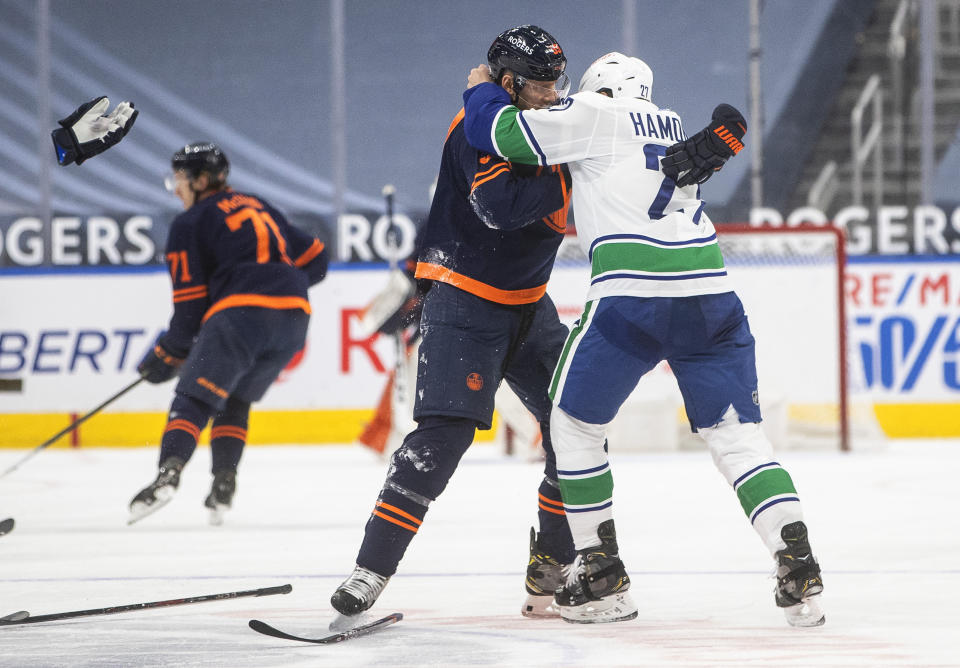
[462,53,825,627]
[130,143,328,525]
[331,25,577,620]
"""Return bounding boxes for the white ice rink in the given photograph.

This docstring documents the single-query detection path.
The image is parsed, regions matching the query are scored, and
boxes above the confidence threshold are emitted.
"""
[1,441,958,667]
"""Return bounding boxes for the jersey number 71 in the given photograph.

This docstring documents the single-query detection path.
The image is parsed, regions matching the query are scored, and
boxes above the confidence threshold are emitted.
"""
[225,207,292,265]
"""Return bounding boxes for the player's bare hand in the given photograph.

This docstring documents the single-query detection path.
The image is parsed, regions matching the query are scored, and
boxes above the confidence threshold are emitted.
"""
[467,65,494,89]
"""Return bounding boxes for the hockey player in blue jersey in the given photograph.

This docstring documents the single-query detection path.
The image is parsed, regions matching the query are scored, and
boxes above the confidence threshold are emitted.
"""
[129,143,328,525]
[462,52,825,627]
[331,25,577,619]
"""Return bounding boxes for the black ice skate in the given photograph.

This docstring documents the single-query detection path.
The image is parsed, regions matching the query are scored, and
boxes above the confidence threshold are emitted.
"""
[204,470,236,526]
[522,527,571,617]
[554,519,637,624]
[774,521,825,627]
[128,457,184,525]
[330,565,390,617]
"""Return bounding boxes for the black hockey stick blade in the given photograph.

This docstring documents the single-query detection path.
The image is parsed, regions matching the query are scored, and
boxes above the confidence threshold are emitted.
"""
[248,612,402,644]
[0,518,13,536]
[0,583,292,626]
[0,378,22,392]
[0,611,28,622]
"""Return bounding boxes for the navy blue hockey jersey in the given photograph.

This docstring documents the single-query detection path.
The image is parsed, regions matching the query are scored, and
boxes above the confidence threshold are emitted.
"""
[160,189,328,355]
[414,109,570,305]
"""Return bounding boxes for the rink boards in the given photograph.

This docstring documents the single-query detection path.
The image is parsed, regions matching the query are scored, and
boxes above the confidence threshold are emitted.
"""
[1,258,959,446]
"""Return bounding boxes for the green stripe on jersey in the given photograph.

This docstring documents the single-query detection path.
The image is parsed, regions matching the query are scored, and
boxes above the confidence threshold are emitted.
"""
[558,470,614,506]
[492,107,539,165]
[591,241,725,277]
[736,468,797,517]
[549,301,594,401]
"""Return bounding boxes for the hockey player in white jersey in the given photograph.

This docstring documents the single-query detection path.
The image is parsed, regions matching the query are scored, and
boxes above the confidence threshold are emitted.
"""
[462,53,824,627]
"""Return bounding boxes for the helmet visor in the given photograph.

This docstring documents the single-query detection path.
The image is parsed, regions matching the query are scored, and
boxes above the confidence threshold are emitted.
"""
[163,170,190,193]
[516,72,570,109]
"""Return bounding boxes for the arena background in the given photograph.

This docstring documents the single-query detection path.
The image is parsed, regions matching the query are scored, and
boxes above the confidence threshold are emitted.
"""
[2,0,960,446]
[2,3,960,666]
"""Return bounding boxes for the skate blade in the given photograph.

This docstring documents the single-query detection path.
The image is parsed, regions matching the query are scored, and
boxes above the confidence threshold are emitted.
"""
[206,503,229,526]
[559,591,638,624]
[783,595,825,627]
[127,488,175,525]
[521,594,561,618]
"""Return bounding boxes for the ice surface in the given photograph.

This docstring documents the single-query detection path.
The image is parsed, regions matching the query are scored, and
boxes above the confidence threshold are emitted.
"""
[1,442,958,667]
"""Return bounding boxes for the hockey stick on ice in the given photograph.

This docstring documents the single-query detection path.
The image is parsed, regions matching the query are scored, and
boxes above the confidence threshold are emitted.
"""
[0,583,292,626]
[249,611,403,644]
[0,377,144,480]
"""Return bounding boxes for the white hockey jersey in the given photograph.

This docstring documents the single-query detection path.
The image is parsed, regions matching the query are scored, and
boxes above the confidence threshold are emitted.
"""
[463,85,732,301]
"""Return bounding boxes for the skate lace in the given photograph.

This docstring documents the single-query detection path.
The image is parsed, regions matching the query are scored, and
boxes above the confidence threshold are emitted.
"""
[772,548,822,603]
[150,469,178,491]
[564,552,590,588]
[155,458,184,487]
[339,567,388,603]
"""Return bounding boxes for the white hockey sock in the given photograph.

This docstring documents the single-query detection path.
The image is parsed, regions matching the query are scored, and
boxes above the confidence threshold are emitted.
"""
[551,407,612,550]
[699,407,804,556]
[753,501,804,555]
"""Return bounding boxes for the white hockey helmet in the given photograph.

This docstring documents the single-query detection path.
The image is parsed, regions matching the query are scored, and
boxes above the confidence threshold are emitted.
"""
[578,52,653,101]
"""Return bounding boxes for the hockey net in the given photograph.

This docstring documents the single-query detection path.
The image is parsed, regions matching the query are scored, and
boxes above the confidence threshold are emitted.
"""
[709,224,856,451]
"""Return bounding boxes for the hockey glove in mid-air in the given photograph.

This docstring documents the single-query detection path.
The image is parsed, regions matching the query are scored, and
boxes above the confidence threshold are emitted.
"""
[137,339,185,384]
[51,96,138,166]
[661,103,746,188]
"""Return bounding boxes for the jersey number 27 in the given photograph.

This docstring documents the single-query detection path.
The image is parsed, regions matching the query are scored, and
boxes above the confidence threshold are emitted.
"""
[642,143,702,222]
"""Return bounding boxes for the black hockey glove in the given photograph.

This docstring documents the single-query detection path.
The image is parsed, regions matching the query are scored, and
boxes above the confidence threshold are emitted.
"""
[137,338,185,384]
[51,96,138,166]
[661,104,746,188]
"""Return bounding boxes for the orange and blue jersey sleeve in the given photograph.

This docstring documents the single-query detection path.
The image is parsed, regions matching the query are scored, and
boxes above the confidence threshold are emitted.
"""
[459,140,565,231]
[161,215,209,356]
[272,205,328,286]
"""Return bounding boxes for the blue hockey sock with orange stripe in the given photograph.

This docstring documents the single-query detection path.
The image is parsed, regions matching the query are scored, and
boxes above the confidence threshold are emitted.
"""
[356,487,428,577]
[159,392,212,465]
[536,478,576,563]
[210,397,249,473]
[354,415,475,576]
